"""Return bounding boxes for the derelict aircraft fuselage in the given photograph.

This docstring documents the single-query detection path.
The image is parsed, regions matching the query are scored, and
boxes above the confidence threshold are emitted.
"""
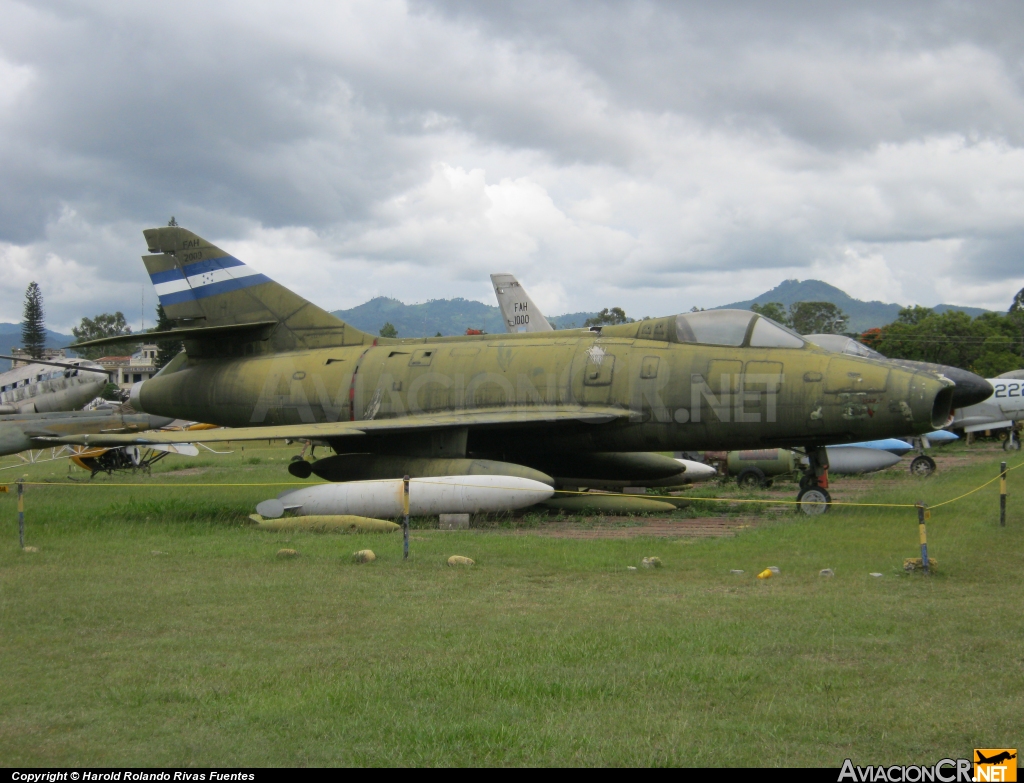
[61,226,955,490]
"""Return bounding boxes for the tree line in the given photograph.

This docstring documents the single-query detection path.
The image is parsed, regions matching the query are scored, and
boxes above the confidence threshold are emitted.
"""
[751,296,1024,377]
[861,304,1024,377]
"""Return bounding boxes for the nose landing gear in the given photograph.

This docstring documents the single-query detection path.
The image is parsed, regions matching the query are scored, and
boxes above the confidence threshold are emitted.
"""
[796,446,832,515]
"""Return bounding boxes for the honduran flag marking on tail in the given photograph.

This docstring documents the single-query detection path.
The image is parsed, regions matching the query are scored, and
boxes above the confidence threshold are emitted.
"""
[150,256,272,306]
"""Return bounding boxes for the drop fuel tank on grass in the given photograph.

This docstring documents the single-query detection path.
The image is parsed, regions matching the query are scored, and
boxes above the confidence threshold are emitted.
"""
[257,475,555,519]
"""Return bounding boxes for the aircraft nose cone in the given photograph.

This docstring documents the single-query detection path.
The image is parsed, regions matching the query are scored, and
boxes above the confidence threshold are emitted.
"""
[890,360,993,409]
[943,368,994,408]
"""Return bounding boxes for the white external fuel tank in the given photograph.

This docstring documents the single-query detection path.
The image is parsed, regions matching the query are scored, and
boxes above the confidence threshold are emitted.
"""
[821,446,902,474]
[256,475,555,519]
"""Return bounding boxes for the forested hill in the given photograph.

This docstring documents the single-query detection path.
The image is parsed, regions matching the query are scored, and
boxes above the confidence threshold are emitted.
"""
[331,297,597,337]
[719,279,991,334]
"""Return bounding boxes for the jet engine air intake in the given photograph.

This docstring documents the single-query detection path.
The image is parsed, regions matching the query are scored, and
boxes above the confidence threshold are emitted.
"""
[932,384,955,429]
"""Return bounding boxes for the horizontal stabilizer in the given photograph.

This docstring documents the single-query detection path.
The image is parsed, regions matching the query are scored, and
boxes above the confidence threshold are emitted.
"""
[42,406,629,448]
[70,320,278,349]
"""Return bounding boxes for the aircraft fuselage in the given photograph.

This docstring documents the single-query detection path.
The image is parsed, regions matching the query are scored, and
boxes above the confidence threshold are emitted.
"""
[133,325,952,455]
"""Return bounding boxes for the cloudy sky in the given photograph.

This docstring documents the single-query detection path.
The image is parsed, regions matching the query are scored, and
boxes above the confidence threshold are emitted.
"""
[2,0,1024,332]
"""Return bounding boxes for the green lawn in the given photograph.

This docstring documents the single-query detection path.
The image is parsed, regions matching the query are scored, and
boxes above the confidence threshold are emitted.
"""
[0,443,1021,766]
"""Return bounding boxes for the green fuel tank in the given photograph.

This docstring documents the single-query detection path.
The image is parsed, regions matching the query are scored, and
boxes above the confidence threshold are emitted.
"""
[725,449,798,477]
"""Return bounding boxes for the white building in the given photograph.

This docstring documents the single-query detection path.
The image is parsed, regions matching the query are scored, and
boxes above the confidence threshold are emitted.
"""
[96,344,160,390]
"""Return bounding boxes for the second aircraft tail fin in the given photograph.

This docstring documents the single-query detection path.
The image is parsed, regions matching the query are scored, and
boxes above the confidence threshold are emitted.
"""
[490,273,553,334]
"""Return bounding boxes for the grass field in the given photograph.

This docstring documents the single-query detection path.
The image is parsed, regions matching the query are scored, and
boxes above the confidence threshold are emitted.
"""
[1,442,1022,766]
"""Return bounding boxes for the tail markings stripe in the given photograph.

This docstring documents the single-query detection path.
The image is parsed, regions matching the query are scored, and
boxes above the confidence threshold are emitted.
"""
[156,272,273,307]
[149,256,247,286]
[149,256,271,306]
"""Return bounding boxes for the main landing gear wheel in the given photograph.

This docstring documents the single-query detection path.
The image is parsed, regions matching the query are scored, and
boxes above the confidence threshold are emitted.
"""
[1004,432,1021,451]
[796,487,832,515]
[909,455,936,476]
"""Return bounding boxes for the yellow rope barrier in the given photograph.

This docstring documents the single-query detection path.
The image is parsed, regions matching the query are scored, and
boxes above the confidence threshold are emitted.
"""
[2,456,1021,511]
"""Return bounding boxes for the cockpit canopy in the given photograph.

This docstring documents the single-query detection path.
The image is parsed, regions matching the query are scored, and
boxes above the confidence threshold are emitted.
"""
[805,333,883,359]
[673,310,806,348]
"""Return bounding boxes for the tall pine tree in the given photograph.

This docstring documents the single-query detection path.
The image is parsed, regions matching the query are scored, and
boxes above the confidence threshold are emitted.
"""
[153,304,182,369]
[21,282,46,359]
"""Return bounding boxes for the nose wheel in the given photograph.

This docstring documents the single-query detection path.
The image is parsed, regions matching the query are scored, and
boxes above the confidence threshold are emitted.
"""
[1004,429,1021,451]
[797,446,832,515]
[796,486,832,515]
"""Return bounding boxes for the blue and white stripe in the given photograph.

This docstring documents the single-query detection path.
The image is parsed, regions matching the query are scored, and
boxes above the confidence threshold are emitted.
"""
[150,256,272,306]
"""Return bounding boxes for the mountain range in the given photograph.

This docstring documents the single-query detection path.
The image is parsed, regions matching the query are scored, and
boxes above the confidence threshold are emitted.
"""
[330,297,598,337]
[717,279,990,334]
[333,280,994,338]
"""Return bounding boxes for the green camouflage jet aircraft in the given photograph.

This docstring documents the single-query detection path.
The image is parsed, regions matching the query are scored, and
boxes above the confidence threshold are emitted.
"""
[57,225,956,512]
[0,408,173,458]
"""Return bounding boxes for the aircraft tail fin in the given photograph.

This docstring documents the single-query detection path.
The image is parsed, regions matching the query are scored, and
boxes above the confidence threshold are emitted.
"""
[490,273,553,334]
[142,226,373,351]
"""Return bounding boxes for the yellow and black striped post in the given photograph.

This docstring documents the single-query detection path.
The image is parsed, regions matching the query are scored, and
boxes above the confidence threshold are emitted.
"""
[917,500,929,574]
[1000,461,1007,527]
[402,474,410,560]
[17,477,25,550]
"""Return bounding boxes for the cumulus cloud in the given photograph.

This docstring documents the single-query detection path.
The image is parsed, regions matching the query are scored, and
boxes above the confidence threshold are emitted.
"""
[1,0,1024,330]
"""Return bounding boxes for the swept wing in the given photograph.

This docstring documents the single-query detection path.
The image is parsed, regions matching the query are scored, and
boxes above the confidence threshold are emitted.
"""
[43,405,629,448]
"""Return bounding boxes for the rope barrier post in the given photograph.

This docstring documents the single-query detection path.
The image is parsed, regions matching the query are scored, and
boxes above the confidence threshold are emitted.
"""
[402,474,410,560]
[1000,461,1007,527]
[17,476,25,550]
[917,500,929,574]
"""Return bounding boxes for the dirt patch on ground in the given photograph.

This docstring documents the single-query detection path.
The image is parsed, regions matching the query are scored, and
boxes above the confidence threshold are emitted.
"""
[169,468,207,476]
[518,515,759,538]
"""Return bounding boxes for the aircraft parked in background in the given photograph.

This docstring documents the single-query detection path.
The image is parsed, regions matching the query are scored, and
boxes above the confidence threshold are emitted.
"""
[0,355,108,414]
[0,408,174,459]
[949,371,1024,450]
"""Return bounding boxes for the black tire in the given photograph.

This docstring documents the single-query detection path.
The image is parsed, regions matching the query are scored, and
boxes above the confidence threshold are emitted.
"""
[909,455,936,476]
[737,467,767,488]
[1004,437,1021,452]
[796,487,832,515]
